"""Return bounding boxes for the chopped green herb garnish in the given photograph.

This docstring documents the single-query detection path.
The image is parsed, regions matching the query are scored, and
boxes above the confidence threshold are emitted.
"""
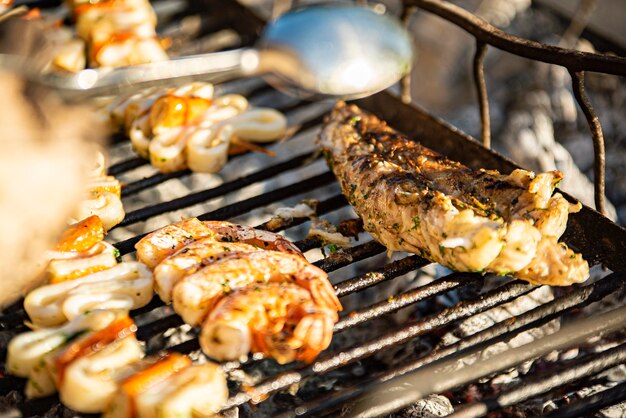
[327,243,339,254]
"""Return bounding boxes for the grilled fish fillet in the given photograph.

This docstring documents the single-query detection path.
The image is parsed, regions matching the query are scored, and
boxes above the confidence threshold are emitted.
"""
[318,102,588,285]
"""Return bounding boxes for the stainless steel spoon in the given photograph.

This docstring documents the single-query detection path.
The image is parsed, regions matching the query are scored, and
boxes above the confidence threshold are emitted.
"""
[1,3,413,99]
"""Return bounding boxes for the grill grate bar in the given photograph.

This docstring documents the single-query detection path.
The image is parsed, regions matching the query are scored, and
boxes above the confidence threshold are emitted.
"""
[108,156,147,176]
[313,240,386,272]
[334,272,482,332]
[116,151,319,227]
[334,255,428,297]
[114,171,337,254]
[295,272,626,416]
[121,169,191,197]
[222,280,535,410]
[543,380,626,418]
[450,343,626,418]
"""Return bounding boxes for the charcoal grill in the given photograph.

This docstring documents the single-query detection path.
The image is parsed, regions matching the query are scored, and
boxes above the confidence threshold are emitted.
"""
[1,0,626,417]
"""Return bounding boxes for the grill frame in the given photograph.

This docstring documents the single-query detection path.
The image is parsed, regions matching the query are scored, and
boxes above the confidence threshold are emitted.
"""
[1,1,626,417]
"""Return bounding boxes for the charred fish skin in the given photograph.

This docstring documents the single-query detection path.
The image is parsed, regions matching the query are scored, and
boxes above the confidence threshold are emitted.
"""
[319,102,588,286]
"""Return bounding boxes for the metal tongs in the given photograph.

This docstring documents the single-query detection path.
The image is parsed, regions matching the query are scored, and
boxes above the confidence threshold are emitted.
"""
[0,4,413,100]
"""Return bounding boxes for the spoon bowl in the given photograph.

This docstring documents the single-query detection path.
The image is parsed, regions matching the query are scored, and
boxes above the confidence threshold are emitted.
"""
[257,4,413,99]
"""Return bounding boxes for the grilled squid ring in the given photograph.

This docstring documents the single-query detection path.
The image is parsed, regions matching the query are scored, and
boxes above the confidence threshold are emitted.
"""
[224,108,287,143]
[148,126,188,172]
[129,112,152,158]
[185,124,230,173]
[104,362,228,418]
[7,311,118,378]
[74,191,125,231]
[46,241,119,283]
[58,332,144,413]
[24,262,153,327]
[87,174,122,197]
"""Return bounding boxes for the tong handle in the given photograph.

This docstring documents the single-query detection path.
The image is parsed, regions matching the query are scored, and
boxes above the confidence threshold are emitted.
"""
[1,48,259,100]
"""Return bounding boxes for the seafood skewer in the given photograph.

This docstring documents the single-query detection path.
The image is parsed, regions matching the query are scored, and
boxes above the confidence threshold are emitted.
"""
[201,282,338,364]
[109,82,287,174]
[74,154,125,230]
[318,102,589,285]
[7,313,230,415]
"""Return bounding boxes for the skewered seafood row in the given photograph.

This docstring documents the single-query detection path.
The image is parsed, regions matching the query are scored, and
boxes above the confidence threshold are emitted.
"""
[136,219,342,363]
[25,261,153,327]
[7,312,229,416]
[73,151,125,230]
[45,215,119,283]
[318,102,589,285]
[108,82,287,173]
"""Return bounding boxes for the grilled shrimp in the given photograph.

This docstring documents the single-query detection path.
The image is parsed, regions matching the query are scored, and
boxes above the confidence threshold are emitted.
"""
[135,218,214,268]
[173,250,341,326]
[136,219,303,269]
[201,282,338,364]
[53,316,143,413]
[154,238,259,303]
[24,262,153,327]
[202,220,303,257]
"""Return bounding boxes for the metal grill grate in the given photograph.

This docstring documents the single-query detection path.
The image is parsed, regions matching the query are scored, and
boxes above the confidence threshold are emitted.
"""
[1,1,626,417]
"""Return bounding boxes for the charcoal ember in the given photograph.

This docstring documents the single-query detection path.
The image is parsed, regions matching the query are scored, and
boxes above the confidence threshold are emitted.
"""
[439,286,560,378]
[598,401,626,418]
[338,389,453,418]
[387,394,454,418]
[0,391,23,415]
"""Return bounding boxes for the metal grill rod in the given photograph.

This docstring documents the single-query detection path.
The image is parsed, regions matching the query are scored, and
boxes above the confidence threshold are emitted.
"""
[345,303,626,418]
[449,343,626,418]
[543,380,626,418]
[116,151,319,227]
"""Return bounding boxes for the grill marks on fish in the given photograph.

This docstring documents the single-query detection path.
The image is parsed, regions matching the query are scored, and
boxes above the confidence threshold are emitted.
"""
[319,102,588,285]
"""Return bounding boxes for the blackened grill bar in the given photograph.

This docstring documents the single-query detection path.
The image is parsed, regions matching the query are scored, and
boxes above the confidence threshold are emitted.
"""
[2,1,626,417]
